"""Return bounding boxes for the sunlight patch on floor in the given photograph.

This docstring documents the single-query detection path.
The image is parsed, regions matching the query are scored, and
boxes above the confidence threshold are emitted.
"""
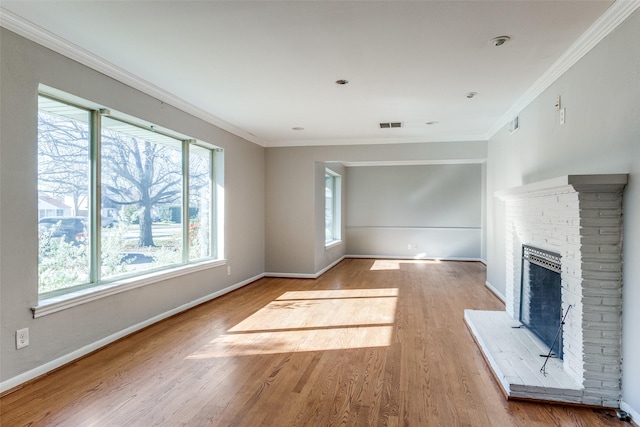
[277,288,398,300]
[187,326,393,358]
[229,295,396,332]
[186,288,397,358]
[370,259,441,271]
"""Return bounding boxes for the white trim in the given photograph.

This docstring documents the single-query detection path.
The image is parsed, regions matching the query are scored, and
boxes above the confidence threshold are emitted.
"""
[0,273,264,395]
[0,8,264,147]
[266,135,488,147]
[33,259,227,318]
[484,281,506,303]
[346,225,481,231]
[485,0,640,139]
[620,400,639,424]
[342,159,486,167]
[346,255,483,262]
[316,255,345,276]
[265,256,345,279]
[324,240,342,250]
[264,272,319,279]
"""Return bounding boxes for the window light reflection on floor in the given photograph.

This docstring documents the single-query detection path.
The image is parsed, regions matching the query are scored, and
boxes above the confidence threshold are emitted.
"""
[370,259,441,271]
[186,289,397,359]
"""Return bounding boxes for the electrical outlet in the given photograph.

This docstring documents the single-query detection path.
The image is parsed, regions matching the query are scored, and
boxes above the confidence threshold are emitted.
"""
[560,108,566,125]
[16,328,29,349]
[227,265,231,276]
[408,244,412,250]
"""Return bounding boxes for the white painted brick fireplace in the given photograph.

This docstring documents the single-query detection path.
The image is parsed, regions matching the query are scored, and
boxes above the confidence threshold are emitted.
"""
[465,174,627,407]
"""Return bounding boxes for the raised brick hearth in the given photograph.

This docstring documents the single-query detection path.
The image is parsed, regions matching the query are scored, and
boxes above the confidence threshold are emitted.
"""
[466,174,627,407]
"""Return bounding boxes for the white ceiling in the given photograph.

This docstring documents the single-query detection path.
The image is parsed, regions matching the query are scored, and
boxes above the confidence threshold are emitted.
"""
[0,1,626,147]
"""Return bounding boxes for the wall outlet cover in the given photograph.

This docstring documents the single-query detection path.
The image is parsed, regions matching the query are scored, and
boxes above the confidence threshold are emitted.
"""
[16,328,29,349]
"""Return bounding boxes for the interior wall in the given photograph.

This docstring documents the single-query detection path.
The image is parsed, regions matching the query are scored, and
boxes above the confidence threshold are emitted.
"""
[265,141,487,275]
[346,164,482,259]
[485,10,640,415]
[0,29,265,385]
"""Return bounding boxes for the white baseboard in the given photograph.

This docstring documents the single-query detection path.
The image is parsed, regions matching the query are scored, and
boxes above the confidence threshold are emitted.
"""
[346,254,484,262]
[264,272,318,279]
[265,256,345,279]
[0,273,264,395]
[621,400,639,424]
[484,281,506,303]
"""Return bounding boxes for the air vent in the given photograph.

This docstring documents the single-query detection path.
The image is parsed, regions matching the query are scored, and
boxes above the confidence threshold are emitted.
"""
[379,122,403,129]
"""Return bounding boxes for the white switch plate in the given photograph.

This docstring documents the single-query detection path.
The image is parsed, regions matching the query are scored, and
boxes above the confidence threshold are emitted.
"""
[560,108,566,125]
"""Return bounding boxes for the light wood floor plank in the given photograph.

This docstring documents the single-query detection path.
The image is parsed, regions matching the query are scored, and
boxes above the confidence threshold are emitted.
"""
[0,259,628,426]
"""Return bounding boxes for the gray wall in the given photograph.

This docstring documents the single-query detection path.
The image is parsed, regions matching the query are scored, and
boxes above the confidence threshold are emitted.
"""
[265,142,487,275]
[346,164,482,259]
[0,30,265,384]
[485,10,640,415]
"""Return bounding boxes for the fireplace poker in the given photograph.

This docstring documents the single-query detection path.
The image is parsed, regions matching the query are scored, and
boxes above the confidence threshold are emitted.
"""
[540,304,572,376]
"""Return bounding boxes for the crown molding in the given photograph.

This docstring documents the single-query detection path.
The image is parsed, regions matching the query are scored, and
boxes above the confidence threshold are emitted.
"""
[0,8,265,147]
[485,0,640,139]
[264,134,488,148]
[341,159,486,167]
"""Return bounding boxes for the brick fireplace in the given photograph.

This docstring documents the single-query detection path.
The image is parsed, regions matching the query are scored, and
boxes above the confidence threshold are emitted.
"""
[465,174,627,407]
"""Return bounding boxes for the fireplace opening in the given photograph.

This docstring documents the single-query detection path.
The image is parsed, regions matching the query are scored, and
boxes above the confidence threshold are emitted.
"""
[520,245,562,358]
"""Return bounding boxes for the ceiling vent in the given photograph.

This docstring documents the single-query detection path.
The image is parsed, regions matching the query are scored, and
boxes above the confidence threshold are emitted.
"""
[379,122,403,129]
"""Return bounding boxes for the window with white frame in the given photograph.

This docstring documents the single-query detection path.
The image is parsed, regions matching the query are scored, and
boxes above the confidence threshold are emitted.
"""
[325,169,342,244]
[37,93,223,298]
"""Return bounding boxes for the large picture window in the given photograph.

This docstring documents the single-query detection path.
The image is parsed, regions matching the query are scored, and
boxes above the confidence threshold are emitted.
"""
[37,94,223,299]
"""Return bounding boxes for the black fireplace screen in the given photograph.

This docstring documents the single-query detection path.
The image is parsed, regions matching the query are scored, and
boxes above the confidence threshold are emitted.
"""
[520,245,563,358]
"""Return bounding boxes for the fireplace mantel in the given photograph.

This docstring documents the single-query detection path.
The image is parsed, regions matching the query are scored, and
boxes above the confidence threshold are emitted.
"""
[495,174,628,199]
[466,173,628,407]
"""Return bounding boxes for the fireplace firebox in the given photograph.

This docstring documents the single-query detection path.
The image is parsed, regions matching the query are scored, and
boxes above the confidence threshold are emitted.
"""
[520,245,562,358]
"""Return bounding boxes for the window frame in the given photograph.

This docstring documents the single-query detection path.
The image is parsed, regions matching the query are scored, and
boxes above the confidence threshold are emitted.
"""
[35,90,225,317]
[324,168,342,248]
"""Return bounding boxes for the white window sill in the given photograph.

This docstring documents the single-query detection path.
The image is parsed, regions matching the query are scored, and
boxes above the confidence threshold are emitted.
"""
[33,259,226,318]
[325,240,343,250]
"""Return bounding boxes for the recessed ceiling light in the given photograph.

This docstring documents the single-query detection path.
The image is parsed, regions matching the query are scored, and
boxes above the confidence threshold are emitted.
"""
[335,79,349,85]
[426,121,439,126]
[490,36,511,47]
[292,127,304,131]
[466,92,478,99]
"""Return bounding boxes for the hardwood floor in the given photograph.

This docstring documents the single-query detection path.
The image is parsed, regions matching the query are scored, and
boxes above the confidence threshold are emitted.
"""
[0,259,629,426]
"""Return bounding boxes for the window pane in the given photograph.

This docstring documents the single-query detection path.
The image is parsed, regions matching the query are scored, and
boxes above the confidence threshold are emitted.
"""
[188,145,213,260]
[325,174,334,242]
[38,97,91,294]
[101,117,183,279]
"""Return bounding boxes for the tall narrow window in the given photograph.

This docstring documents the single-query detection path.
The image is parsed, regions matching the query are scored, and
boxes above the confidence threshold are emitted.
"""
[37,92,223,300]
[37,97,91,294]
[325,169,342,244]
[188,144,213,261]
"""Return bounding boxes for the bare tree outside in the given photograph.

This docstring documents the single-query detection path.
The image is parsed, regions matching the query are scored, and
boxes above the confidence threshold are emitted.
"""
[38,97,215,293]
[100,120,182,248]
[38,109,90,215]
